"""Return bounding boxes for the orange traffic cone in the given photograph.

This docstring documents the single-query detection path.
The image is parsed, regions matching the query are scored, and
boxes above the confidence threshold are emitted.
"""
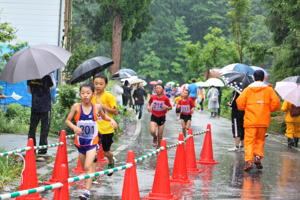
[197,124,220,164]
[142,139,179,200]
[185,128,201,173]
[97,144,108,163]
[15,139,46,200]
[121,150,140,200]
[72,158,84,173]
[170,133,193,185]
[53,164,70,200]
[44,130,69,185]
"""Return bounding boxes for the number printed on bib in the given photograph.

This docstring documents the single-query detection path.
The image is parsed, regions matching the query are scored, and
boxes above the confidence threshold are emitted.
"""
[152,100,165,111]
[77,120,98,140]
[181,105,190,113]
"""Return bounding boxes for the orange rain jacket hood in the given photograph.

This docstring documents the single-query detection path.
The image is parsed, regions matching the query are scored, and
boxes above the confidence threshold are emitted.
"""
[236,81,281,128]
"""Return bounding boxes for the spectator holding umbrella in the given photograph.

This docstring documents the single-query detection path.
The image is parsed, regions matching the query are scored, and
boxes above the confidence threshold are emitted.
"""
[27,71,56,156]
[236,70,280,171]
[281,101,300,148]
[122,80,132,112]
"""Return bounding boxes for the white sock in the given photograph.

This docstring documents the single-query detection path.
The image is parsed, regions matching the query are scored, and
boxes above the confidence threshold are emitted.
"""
[85,189,90,195]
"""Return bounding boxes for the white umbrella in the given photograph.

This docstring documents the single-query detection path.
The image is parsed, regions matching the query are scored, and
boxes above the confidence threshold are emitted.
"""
[130,78,146,85]
[205,78,225,87]
[275,82,300,106]
[166,81,175,86]
[219,63,239,74]
[195,81,209,87]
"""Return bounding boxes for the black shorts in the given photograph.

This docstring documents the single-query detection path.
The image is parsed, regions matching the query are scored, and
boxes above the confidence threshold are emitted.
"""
[151,114,166,126]
[232,118,244,140]
[98,133,114,152]
[175,108,180,114]
[180,114,192,124]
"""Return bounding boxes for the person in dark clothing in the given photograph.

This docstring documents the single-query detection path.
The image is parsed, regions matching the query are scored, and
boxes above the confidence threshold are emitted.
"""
[228,91,245,152]
[217,87,222,117]
[27,72,56,155]
[133,82,147,119]
[122,80,132,112]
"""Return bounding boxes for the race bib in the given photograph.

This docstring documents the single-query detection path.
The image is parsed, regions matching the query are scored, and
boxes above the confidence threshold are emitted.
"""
[77,120,98,140]
[152,100,165,111]
[181,105,190,113]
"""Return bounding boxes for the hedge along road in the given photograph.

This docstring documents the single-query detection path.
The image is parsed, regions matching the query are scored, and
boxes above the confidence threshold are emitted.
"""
[16,101,300,199]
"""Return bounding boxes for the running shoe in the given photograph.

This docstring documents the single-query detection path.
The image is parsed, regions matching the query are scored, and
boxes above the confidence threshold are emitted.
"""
[244,161,253,171]
[228,146,239,152]
[254,156,263,169]
[152,137,158,147]
[79,193,90,200]
[92,176,99,184]
[107,158,115,176]
[239,146,244,152]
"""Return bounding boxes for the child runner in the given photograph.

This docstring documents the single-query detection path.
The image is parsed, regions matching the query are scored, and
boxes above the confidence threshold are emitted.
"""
[173,92,182,121]
[65,82,117,200]
[92,74,119,177]
[133,82,147,120]
[147,83,172,148]
[177,89,195,138]
[165,84,172,98]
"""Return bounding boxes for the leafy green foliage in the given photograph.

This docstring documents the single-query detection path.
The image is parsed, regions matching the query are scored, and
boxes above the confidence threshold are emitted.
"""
[63,22,96,82]
[227,0,252,63]
[185,27,239,80]
[262,0,300,82]
[0,146,23,187]
[50,84,81,135]
[0,18,28,73]
[0,106,30,134]
[78,0,153,43]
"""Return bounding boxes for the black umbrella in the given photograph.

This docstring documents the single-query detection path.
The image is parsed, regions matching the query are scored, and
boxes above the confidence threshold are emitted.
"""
[137,76,146,80]
[220,70,254,93]
[70,56,113,84]
[118,68,137,76]
[110,71,131,80]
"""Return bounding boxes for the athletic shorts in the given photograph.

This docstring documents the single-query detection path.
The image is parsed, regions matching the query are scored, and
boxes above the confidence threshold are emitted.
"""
[232,118,244,140]
[75,144,97,155]
[151,114,166,126]
[98,133,114,152]
[175,108,180,114]
[180,114,192,124]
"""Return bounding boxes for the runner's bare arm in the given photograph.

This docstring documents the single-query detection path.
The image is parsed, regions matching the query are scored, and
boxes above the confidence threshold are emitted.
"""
[96,104,118,130]
[65,104,82,135]
[147,101,152,112]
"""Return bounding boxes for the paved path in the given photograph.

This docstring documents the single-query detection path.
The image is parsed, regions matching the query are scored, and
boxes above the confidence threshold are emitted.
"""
[2,104,300,199]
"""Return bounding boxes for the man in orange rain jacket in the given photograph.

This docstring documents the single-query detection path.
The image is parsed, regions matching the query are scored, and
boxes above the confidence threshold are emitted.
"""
[236,70,280,171]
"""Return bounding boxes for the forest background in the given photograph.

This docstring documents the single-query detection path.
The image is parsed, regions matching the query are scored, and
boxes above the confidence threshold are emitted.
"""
[70,0,299,85]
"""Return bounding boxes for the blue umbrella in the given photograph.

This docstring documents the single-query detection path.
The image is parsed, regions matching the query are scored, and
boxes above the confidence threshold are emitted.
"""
[219,63,255,75]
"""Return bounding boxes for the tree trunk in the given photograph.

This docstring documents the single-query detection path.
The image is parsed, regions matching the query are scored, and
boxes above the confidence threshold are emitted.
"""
[111,10,123,76]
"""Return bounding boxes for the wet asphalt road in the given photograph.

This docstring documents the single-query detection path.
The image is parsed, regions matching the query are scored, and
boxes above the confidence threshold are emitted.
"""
[42,102,300,200]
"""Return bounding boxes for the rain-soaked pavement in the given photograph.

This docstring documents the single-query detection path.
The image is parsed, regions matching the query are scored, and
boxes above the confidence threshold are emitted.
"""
[41,101,300,200]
